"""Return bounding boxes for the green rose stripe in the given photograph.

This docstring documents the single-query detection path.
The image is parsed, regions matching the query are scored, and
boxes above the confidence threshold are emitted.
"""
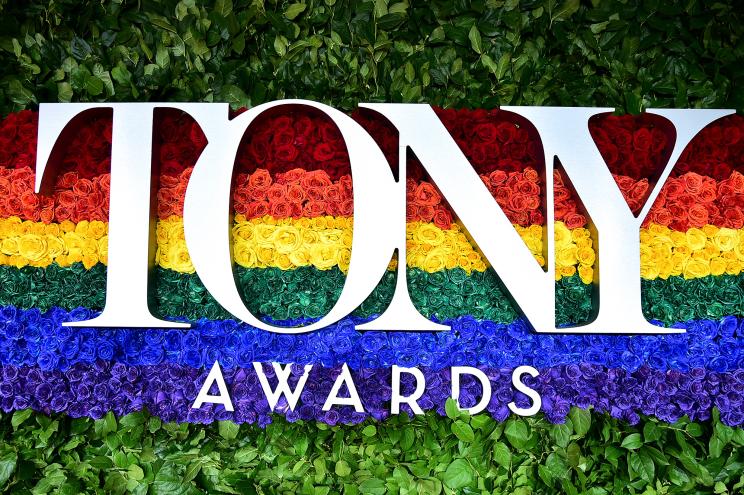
[1,407,743,493]
[0,263,741,325]
[1,1,741,115]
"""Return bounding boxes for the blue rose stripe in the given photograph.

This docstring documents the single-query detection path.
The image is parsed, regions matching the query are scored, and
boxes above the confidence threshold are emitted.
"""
[1,306,743,373]
[1,362,742,427]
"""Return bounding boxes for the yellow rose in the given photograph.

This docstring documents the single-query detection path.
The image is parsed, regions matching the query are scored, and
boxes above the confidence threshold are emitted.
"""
[683,258,710,279]
[576,246,596,266]
[45,235,65,259]
[29,221,45,235]
[710,257,727,276]
[167,239,194,273]
[18,234,47,262]
[560,265,576,278]
[273,226,303,254]
[253,224,276,247]
[75,220,90,237]
[702,224,719,238]
[571,227,590,242]
[1,238,19,256]
[288,248,311,268]
[423,251,447,272]
[256,246,275,266]
[11,255,27,268]
[98,237,108,264]
[669,230,686,248]
[578,265,593,284]
[413,223,445,245]
[556,245,578,268]
[337,248,351,272]
[234,243,258,267]
[310,244,337,270]
[275,254,293,270]
[82,253,99,269]
[232,222,255,242]
[714,228,738,252]
[685,228,707,251]
[554,222,572,249]
[45,223,61,237]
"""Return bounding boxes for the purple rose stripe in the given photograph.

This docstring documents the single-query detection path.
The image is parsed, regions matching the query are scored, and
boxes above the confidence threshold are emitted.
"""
[1,306,744,373]
[1,362,743,427]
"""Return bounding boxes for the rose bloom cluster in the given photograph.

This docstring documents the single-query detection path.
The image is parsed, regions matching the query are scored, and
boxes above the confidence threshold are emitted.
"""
[644,171,744,231]
[1,361,743,427]
[0,217,108,269]
[2,306,743,374]
[640,224,744,280]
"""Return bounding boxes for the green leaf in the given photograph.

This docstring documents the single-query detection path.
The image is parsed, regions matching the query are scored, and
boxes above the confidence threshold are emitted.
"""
[11,409,32,429]
[468,25,482,54]
[0,450,17,486]
[362,425,377,437]
[505,419,529,450]
[569,407,591,437]
[492,442,511,467]
[358,478,386,495]
[334,460,351,477]
[444,398,459,419]
[284,3,307,20]
[218,421,239,440]
[629,451,655,483]
[621,433,642,450]
[443,459,473,489]
[452,421,474,443]
[214,0,233,17]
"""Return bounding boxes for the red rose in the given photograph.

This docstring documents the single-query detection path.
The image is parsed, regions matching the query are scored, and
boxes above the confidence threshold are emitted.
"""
[249,136,270,164]
[313,143,335,162]
[651,208,673,226]
[275,144,299,162]
[307,187,324,201]
[266,183,287,203]
[338,199,353,216]
[529,210,544,225]
[286,184,305,204]
[246,201,270,219]
[687,204,708,227]
[633,128,653,151]
[414,183,440,206]
[270,201,292,217]
[723,208,743,229]
[682,173,703,194]
[495,122,517,143]
[301,170,332,188]
[406,203,418,221]
[248,169,272,193]
[473,123,498,143]
[433,207,452,229]
[303,200,326,217]
[417,205,435,222]
[662,178,684,200]
[488,170,507,187]
[564,212,587,229]
[281,168,305,184]
[324,184,342,202]
[274,129,295,147]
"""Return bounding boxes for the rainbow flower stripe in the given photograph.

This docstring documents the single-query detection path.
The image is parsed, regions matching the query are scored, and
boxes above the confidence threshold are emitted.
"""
[0,108,743,426]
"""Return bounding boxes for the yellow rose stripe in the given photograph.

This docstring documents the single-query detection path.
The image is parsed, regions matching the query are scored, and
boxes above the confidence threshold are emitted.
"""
[2,215,743,283]
[0,218,108,269]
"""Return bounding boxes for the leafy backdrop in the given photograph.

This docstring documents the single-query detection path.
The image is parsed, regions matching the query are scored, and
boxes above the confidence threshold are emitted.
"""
[0,0,743,493]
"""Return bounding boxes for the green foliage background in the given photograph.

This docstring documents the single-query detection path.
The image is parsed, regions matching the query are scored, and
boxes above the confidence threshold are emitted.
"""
[2,405,744,494]
[0,0,741,114]
[0,0,743,493]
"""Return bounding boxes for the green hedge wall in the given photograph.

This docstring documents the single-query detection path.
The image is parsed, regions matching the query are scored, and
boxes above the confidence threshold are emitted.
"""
[1,406,744,495]
[0,0,742,115]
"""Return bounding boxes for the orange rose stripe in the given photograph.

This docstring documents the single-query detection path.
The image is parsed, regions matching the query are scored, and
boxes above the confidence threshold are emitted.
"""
[1,166,741,231]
